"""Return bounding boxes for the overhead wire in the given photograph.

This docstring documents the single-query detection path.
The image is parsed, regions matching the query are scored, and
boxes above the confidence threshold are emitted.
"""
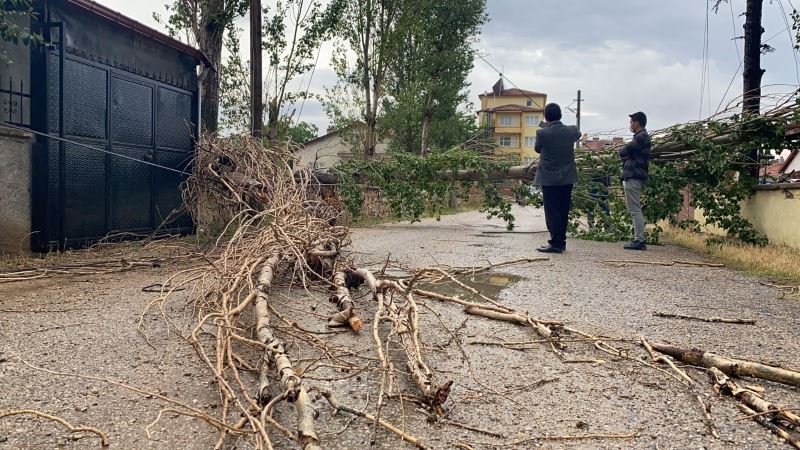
[476,52,546,110]
[777,0,800,87]
[700,0,712,119]
[0,122,191,176]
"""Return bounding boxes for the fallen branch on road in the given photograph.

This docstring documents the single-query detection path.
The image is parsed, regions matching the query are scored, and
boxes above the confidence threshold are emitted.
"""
[653,312,756,325]
[651,342,800,388]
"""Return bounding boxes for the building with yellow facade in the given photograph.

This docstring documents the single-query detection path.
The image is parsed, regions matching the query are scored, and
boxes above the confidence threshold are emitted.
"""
[477,79,547,164]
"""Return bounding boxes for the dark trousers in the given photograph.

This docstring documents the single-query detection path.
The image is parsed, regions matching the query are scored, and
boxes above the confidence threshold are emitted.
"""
[542,184,573,249]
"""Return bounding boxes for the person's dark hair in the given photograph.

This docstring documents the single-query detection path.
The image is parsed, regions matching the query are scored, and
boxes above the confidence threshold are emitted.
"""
[544,103,562,122]
[629,111,647,128]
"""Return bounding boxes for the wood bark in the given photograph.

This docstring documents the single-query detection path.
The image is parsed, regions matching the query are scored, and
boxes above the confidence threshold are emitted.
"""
[327,270,363,332]
[253,253,321,450]
[353,268,452,413]
[197,0,228,133]
[652,342,800,388]
[464,305,558,341]
[709,368,800,447]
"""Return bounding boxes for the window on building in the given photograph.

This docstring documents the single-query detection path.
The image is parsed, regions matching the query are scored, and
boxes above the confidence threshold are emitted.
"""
[499,115,513,126]
[527,100,533,107]
[525,115,540,127]
[499,136,512,147]
[525,136,536,148]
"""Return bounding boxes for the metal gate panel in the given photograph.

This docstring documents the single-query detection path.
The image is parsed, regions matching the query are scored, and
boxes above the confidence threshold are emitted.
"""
[111,77,153,146]
[154,149,192,228]
[63,58,107,140]
[110,146,152,231]
[35,49,196,250]
[63,142,106,239]
[156,87,193,151]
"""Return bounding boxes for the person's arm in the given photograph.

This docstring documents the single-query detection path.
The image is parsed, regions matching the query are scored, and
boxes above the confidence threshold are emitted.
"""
[534,129,544,154]
[619,133,645,159]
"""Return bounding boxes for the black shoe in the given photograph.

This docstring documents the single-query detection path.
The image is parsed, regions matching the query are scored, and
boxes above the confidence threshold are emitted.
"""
[537,245,564,254]
[623,241,647,251]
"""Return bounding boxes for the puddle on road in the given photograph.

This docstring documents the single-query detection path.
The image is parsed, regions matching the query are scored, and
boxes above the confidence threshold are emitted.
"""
[417,272,525,301]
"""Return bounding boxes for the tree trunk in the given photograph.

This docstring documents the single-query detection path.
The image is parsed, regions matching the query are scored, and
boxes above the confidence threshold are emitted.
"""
[267,98,279,141]
[743,0,764,177]
[198,0,227,134]
[420,92,434,155]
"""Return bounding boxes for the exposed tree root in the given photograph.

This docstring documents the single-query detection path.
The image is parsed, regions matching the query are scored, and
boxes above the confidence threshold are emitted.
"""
[0,409,109,446]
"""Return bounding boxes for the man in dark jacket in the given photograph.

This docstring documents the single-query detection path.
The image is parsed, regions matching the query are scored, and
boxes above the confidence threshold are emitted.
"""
[533,103,581,253]
[619,111,651,250]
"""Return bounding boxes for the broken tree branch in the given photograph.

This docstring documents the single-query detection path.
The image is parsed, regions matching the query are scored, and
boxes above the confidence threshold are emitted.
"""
[652,342,800,388]
[653,312,756,325]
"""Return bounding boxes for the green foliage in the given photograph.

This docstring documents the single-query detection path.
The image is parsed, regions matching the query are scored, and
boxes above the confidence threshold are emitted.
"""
[284,120,319,143]
[219,25,250,133]
[262,0,343,139]
[380,0,487,153]
[0,0,40,63]
[333,148,519,229]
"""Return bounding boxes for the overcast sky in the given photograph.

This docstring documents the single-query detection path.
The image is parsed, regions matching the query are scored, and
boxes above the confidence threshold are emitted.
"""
[101,0,800,137]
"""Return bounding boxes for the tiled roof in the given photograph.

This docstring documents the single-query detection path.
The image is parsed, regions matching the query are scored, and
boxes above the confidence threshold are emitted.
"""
[478,104,543,113]
[479,88,546,98]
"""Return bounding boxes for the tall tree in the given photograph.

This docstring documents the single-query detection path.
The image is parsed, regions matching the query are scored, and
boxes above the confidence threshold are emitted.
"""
[383,0,486,154]
[156,0,249,133]
[326,0,401,157]
[262,0,343,141]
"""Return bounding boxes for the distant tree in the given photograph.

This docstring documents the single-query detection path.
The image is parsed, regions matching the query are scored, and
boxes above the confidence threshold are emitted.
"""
[219,25,250,133]
[325,0,401,158]
[382,0,487,154]
[284,120,319,143]
[261,0,343,141]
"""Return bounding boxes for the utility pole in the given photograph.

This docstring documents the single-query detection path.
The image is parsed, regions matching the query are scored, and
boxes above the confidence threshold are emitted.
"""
[575,90,582,132]
[250,0,263,138]
[743,0,764,177]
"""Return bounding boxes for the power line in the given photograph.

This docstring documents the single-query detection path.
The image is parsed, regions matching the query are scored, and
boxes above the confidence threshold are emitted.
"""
[476,53,546,110]
[0,122,191,176]
[699,0,711,119]
[777,0,800,87]
[729,0,742,63]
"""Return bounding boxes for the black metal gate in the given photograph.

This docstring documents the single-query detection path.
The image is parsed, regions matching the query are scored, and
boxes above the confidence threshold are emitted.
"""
[33,48,196,250]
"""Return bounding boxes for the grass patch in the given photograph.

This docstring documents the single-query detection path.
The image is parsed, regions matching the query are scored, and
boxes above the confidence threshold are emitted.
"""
[662,226,800,284]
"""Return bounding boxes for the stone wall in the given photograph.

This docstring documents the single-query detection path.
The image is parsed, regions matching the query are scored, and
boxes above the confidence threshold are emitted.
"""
[0,126,33,254]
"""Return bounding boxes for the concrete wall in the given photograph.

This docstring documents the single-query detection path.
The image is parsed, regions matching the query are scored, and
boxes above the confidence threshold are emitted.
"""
[695,183,800,248]
[0,126,33,254]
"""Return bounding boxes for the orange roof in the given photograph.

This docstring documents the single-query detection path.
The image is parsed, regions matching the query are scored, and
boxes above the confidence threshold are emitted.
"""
[477,104,543,113]
[760,162,784,178]
[479,87,546,98]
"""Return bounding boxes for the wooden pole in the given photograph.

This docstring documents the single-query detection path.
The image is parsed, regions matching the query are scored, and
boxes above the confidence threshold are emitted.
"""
[743,0,764,177]
[250,0,264,137]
